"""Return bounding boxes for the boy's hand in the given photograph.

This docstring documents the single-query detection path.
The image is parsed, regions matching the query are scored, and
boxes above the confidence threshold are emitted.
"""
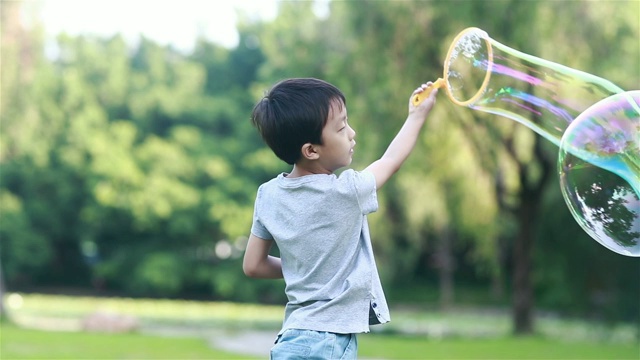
[409,81,438,114]
[411,78,446,107]
[406,80,438,129]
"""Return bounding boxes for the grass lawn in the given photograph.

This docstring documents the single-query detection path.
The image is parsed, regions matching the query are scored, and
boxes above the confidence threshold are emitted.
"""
[2,294,638,359]
[359,333,640,359]
[3,323,639,360]
[1,323,255,360]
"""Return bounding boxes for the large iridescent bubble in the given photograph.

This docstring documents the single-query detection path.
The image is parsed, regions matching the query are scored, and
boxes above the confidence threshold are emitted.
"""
[559,91,640,256]
[414,27,639,256]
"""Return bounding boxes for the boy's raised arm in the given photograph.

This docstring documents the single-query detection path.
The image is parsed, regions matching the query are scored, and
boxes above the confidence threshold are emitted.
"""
[365,82,438,190]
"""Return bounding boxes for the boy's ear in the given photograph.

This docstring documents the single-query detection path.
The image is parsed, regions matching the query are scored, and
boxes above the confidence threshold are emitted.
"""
[301,143,320,160]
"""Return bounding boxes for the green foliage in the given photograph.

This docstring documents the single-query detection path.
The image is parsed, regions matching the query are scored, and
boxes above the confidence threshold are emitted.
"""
[0,4,271,299]
[0,191,52,279]
[131,252,186,297]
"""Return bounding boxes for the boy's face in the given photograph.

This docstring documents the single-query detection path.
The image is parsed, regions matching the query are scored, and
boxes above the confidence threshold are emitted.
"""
[315,100,356,172]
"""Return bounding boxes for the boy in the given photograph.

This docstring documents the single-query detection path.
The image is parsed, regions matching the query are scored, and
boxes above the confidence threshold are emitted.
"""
[243,78,438,359]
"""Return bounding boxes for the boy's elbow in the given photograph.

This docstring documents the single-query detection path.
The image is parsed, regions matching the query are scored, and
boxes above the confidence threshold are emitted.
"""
[242,261,259,278]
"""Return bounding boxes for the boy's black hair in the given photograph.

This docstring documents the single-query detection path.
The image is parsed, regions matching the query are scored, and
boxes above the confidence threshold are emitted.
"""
[251,78,346,165]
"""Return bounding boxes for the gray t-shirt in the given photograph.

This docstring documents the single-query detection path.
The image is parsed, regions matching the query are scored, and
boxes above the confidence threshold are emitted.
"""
[251,169,390,335]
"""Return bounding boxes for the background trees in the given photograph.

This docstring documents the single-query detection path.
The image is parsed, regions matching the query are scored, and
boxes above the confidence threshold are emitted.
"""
[2,0,638,334]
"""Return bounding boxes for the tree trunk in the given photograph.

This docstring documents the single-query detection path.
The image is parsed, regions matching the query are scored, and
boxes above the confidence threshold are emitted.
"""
[437,228,455,310]
[511,135,552,335]
[490,237,506,301]
[0,265,8,321]
[512,200,536,334]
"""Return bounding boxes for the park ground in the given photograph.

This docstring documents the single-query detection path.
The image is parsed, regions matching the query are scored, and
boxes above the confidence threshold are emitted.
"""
[1,293,638,359]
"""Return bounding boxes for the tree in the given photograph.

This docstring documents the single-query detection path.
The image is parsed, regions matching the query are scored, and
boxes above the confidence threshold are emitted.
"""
[1,0,636,318]
[316,0,639,332]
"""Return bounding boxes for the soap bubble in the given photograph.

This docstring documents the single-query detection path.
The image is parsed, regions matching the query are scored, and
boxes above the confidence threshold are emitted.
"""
[559,91,640,256]
[442,27,625,146]
[438,27,639,256]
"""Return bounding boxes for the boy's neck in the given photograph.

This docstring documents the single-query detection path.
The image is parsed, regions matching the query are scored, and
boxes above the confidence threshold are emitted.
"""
[287,162,334,178]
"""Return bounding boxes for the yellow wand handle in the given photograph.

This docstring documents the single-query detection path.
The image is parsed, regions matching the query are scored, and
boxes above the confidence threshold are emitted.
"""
[412,78,445,106]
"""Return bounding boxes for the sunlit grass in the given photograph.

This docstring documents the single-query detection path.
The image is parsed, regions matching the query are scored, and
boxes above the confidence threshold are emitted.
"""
[7,293,283,320]
[6,293,283,330]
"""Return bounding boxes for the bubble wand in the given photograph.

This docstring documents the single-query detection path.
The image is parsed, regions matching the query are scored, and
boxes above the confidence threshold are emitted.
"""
[413,27,640,257]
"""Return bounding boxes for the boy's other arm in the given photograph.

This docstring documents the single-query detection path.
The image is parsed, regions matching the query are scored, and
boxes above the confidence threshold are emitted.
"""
[243,233,283,279]
[365,83,438,190]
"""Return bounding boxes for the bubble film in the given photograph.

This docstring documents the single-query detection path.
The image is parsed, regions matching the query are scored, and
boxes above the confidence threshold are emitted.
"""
[440,28,639,256]
[559,91,640,256]
[442,28,625,145]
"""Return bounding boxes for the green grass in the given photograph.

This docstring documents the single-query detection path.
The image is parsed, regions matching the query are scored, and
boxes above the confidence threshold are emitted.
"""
[3,323,639,360]
[2,293,638,359]
[359,334,640,359]
[0,323,256,360]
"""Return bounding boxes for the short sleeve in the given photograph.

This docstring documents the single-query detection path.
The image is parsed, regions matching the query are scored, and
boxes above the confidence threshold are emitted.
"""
[250,185,274,240]
[339,169,378,215]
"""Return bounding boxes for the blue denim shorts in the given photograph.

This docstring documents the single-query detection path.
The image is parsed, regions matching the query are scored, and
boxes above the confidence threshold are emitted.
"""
[270,328,358,360]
